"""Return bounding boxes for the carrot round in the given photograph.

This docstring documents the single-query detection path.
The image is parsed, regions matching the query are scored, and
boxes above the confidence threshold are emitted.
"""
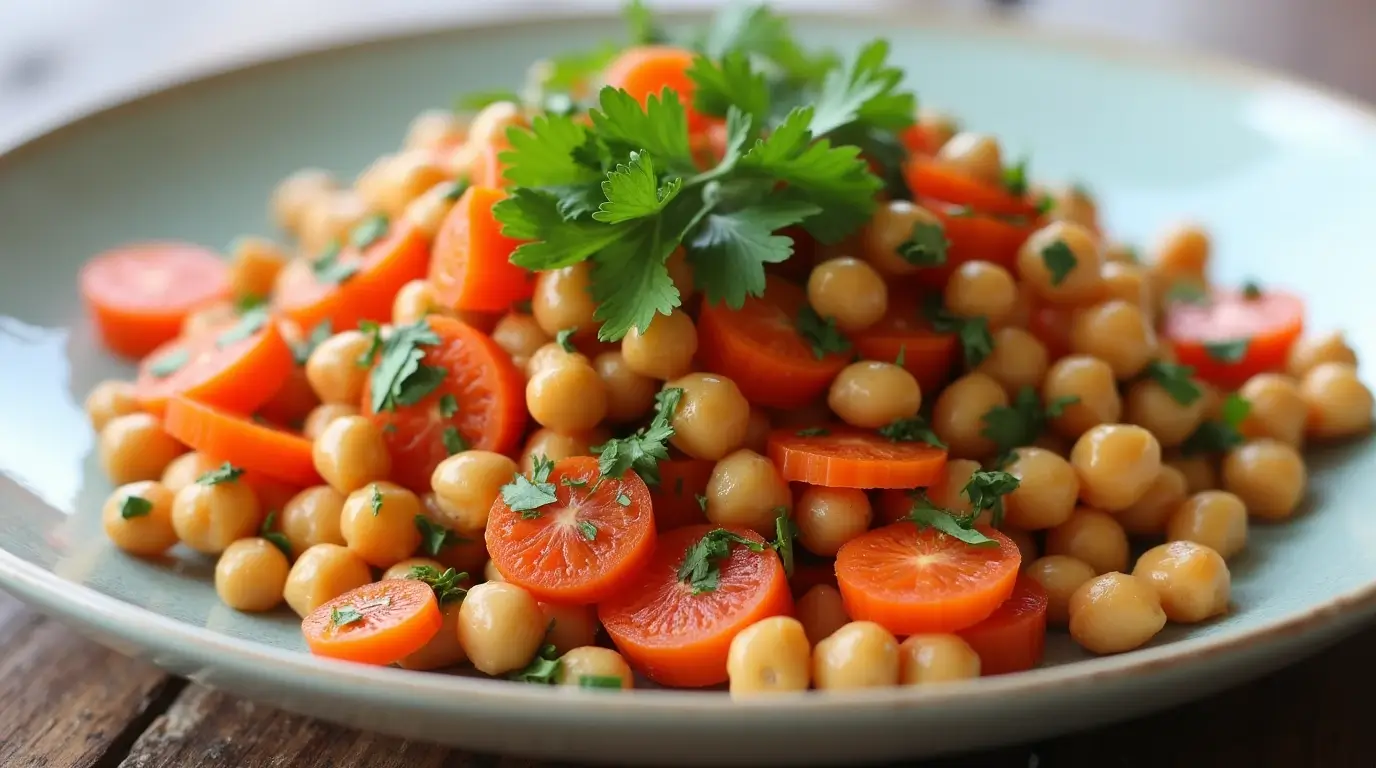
[697,276,850,409]
[913,200,1037,290]
[273,221,429,333]
[853,291,958,393]
[164,395,320,487]
[899,123,945,156]
[836,522,1022,635]
[302,579,442,665]
[134,311,293,417]
[469,144,509,189]
[956,575,1048,676]
[649,457,714,532]
[486,456,656,604]
[1164,288,1304,389]
[767,427,947,489]
[427,186,532,313]
[598,524,793,688]
[362,316,526,492]
[80,242,230,358]
[601,46,709,133]
[904,156,1040,218]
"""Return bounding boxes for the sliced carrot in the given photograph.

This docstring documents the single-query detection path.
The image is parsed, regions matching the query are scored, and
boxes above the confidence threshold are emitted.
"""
[1164,288,1305,389]
[599,524,793,688]
[254,365,320,429]
[836,522,1021,634]
[602,46,709,133]
[956,575,1048,676]
[134,311,293,417]
[697,276,850,409]
[428,186,532,313]
[468,143,509,189]
[164,396,320,487]
[650,458,714,532]
[80,242,230,358]
[362,316,526,492]
[904,156,1039,219]
[302,579,442,665]
[913,200,1037,290]
[853,291,958,393]
[485,456,656,604]
[899,123,944,156]
[767,427,947,489]
[273,221,429,333]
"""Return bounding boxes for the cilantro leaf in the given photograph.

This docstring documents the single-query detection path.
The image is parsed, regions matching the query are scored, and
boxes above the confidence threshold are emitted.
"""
[1182,394,1252,455]
[197,462,244,486]
[979,386,1069,460]
[595,387,683,485]
[695,493,708,512]
[1204,339,1250,363]
[291,320,333,366]
[896,219,949,266]
[809,39,915,136]
[924,296,994,368]
[260,510,291,558]
[119,495,152,520]
[796,305,852,360]
[501,455,560,517]
[1044,395,1081,419]
[878,416,945,448]
[147,348,189,378]
[1041,240,1077,286]
[215,306,269,348]
[577,520,598,541]
[495,188,626,270]
[441,426,468,456]
[688,198,819,309]
[678,528,766,595]
[367,319,445,413]
[409,565,468,604]
[509,643,561,684]
[589,195,707,341]
[687,52,771,126]
[415,515,463,557]
[590,86,696,173]
[370,484,384,516]
[904,492,997,548]
[1143,360,1203,406]
[499,113,601,189]
[555,328,577,353]
[772,508,797,578]
[357,320,383,367]
[698,1,838,85]
[437,393,459,418]
[593,151,684,224]
[962,470,1020,527]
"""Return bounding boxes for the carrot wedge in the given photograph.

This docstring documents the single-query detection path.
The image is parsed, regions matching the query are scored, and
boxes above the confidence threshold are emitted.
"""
[427,186,532,312]
[164,395,320,487]
[956,575,1048,676]
[134,310,293,417]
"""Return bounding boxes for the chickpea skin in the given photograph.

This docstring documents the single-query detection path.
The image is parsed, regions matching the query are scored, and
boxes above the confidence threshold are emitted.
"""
[706,449,793,536]
[1116,465,1189,536]
[99,413,186,485]
[391,279,438,325]
[898,634,981,685]
[794,486,873,557]
[1165,454,1218,494]
[727,616,812,696]
[430,451,518,532]
[1070,424,1162,511]
[404,108,466,152]
[1045,508,1130,575]
[932,372,1009,460]
[280,486,347,553]
[271,168,336,233]
[401,181,460,240]
[944,260,1018,326]
[807,257,889,332]
[85,379,140,432]
[340,482,423,568]
[283,543,373,617]
[531,263,597,338]
[1025,555,1097,625]
[1133,541,1230,624]
[541,602,600,655]
[1046,184,1099,231]
[1017,221,1104,306]
[1238,373,1308,446]
[1069,300,1157,379]
[161,452,219,495]
[519,427,606,473]
[1287,331,1358,379]
[1221,439,1307,520]
[1123,378,1205,448]
[1166,491,1249,560]
[1068,573,1166,655]
[303,403,360,441]
[557,647,634,689]
[812,621,900,690]
[796,585,850,646]
[215,538,291,612]
[102,481,178,556]
[860,200,945,277]
[1299,363,1374,439]
[976,327,1049,397]
[1099,261,1154,313]
[312,415,392,493]
[526,356,608,432]
[227,236,288,299]
[171,476,262,555]
[305,330,372,405]
[1043,356,1122,439]
[667,373,752,461]
[457,582,547,676]
[621,309,698,381]
[492,312,551,364]
[595,352,658,423]
[399,601,468,671]
[828,361,922,429]
[936,132,1003,186]
[1002,447,1080,530]
[1150,222,1209,286]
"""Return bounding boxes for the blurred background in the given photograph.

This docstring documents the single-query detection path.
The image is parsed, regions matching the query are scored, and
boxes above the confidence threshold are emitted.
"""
[2,0,1375,147]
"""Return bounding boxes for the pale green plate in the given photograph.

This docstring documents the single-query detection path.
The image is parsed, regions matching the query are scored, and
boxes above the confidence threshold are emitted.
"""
[1,7,1374,766]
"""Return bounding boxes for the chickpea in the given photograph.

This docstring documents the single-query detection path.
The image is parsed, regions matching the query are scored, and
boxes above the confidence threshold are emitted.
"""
[519,427,606,473]
[400,601,468,671]
[976,327,1049,397]
[390,279,437,325]
[445,101,523,175]
[1133,541,1230,624]
[382,557,444,581]
[705,449,792,536]
[812,621,900,690]
[492,312,551,366]
[936,132,1003,186]
[1005,527,1039,565]
[1235,373,1307,446]
[1124,378,1205,448]
[828,361,921,430]
[171,477,262,555]
[1068,572,1166,655]
[916,108,959,149]
[227,236,288,299]
[457,582,547,675]
[525,341,586,379]
[404,109,466,152]
[944,260,1018,326]
[1045,508,1129,575]
[666,247,695,302]
[1221,439,1307,520]
[271,167,336,233]
[1287,331,1358,379]
[161,452,219,495]
[85,379,140,432]
[299,191,370,256]
[1043,356,1122,439]
[1046,184,1098,230]
[215,538,290,612]
[1017,222,1104,306]
[1070,424,1161,512]
[621,309,698,381]
[279,486,347,553]
[339,482,422,568]
[541,602,599,655]
[1069,301,1157,379]
[99,413,186,485]
[557,647,634,689]
[1002,447,1080,530]
[312,415,391,494]
[1116,465,1188,536]
[725,616,811,696]
[430,451,518,532]
[1165,454,1218,494]
[796,585,849,646]
[1300,363,1374,439]
[807,257,888,333]
[305,331,371,405]
[860,200,944,277]
[667,373,751,461]
[526,356,608,432]
[102,481,178,556]
[283,543,372,617]
[1102,242,1140,265]
[357,151,447,219]
[1166,491,1249,560]
[898,635,981,685]
[1025,555,1097,625]
[303,403,360,441]
[531,263,597,338]
[744,407,772,454]
[483,558,505,583]
[1099,261,1153,313]
[1150,222,1209,286]
[794,486,872,557]
[590,351,658,425]
[926,459,982,520]
[932,372,1008,460]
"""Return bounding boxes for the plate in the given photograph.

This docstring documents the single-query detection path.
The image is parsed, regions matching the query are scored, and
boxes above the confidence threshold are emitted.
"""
[1,7,1375,766]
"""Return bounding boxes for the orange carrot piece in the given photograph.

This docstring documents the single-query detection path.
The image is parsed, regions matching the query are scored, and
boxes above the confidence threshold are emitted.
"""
[767,427,947,489]
[913,200,1038,290]
[904,156,1039,219]
[602,46,709,133]
[649,458,714,532]
[302,579,442,665]
[427,186,533,313]
[164,396,320,487]
[1164,288,1305,389]
[853,291,959,393]
[134,311,293,417]
[80,242,230,358]
[956,575,1048,676]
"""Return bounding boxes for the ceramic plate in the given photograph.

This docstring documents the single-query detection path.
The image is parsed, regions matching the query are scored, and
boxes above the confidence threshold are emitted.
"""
[1,7,1375,766]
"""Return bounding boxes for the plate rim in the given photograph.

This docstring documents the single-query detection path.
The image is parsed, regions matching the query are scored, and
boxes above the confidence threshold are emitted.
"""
[2,3,1376,718]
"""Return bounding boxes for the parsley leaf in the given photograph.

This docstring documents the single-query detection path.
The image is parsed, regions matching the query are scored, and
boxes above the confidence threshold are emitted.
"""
[578,520,598,541]
[215,306,269,348]
[367,319,446,413]
[687,52,771,126]
[331,606,364,627]
[554,328,578,354]
[695,493,708,512]
[1182,394,1252,455]
[678,528,766,595]
[594,387,683,485]
[796,427,829,437]
[1164,281,1209,306]
[962,470,1020,527]
[441,426,469,456]
[147,348,189,378]
[311,242,359,285]
[624,0,667,45]
[924,296,994,368]
[896,219,949,267]
[698,1,838,86]
[587,195,704,342]
[579,675,625,689]
[499,112,601,189]
[904,491,997,547]
[497,189,626,270]
[1041,240,1077,286]
[197,462,244,486]
[878,416,945,448]
[357,320,384,367]
[591,87,696,173]
[980,386,1074,461]
[501,455,560,517]
[292,320,333,366]
[415,515,462,557]
[1204,339,1250,363]
[370,484,384,516]
[809,39,915,137]
[772,508,797,578]
[1002,158,1029,197]
[688,198,819,309]
[119,495,152,520]
[615,492,631,506]
[260,510,291,557]
[796,305,852,360]
[350,214,389,250]
[593,151,684,224]
[1241,280,1263,300]
[409,565,469,604]
[437,393,459,418]
[1143,360,1203,406]
[509,643,561,684]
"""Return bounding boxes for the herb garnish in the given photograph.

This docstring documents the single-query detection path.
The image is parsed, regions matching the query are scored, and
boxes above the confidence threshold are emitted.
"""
[896,220,948,267]
[437,393,459,418]
[366,319,448,413]
[1241,280,1262,300]
[555,327,578,352]
[510,643,562,684]
[903,470,1020,546]
[330,606,364,627]
[500,454,560,518]
[415,515,463,556]
[147,348,189,378]
[772,507,797,578]
[292,320,333,366]
[1040,240,1077,286]
[923,295,994,369]
[579,675,625,689]
[593,387,683,486]
[215,305,269,348]
[980,386,1079,463]
[1181,393,1252,455]
[877,415,945,448]
[350,214,389,250]
[796,306,852,360]
[678,528,766,595]
[119,495,152,520]
[441,426,469,456]
[409,565,469,604]
[260,510,291,557]
[369,483,384,516]
[1204,339,1250,364]
[577,520,598,541]
[1142,360,1203,406]
[795,426,830,437]
[311,242,359,285]
[197,462,244,486]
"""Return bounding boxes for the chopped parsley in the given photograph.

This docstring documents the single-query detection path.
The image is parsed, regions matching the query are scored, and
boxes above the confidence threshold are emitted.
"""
[441,426,469,456]
[357,320,384,367]
[555,327,578,352]
[877,415,945,448]
[795,426,830,437]
[561,476,589,488]
[215,306,269,348]
[232,293,268,314]
[923,295,994,369]
[577,520,598,541]
[695,493,709,512]
[796,305,852,360]
[963,470,1020,527]
[1164,281,1209,306]
[1204,338,1250,364]
[1241,280,1263,300]
[330,606,364,627]
[1040,240,1077,286]
[147,348,189,378]
[197,462,244,486]
[1142,360,1203,406]
[409,565,469,604]
[1034,193,1055,216]
[311,242,359,285]
[370,483,384,516]
[772,508,797,578]
[414,515,463,556]
[260,510,291,557]
[118,495,152,520]
[437,393,459,418]
[501,454,560,517]
[678,528,766,595]
[614,492,631,507]
[441,179,471,202]
[366,319,448,413]
[349,214,389,250]
[593,387,683,486]
[981,386,1078,462]
[894,345,906,367]
[509,643,561,684]
[905,492,996,547]
[292,320,333,366]
[1001,158,1029,197]
[579,675,625,689]
[896,220,948,267]
[1182,393,1252,455]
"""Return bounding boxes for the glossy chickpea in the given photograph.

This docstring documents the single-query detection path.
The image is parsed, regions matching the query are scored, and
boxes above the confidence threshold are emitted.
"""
[99,413,186,485]
[102,481,178,556]
[1133,541,1230,624]
[482,559,506,583]
[279,486,347,553]
[215,538,290,612]
[391,279,437,325]
[271,168,336,233]
[794,486,872,557]
[382,557,444,581]
[976,327,1049,397]
[666,247,695,302]
[1069,301,1157,379]
[621,309,698,381]
[458,581,547,675]
[524,341,585,379]
[1025,555,1097,625]
[492,312,551,366]
[161,452,219,495]
[1045,508,1129,575]
[860,200,943,277]
[1043,356,1122,440]
[557,647,634,689]
[358,151,447,218]
[944,260,1018,326]
[1070,424,1162,511]
[305,330,371,405]
[298,191,370,256]
[1165,454,1218,494]
[339,482,423,568]
[1099,261,1153,314]
[519,427,606,473]
[807,257,889,333]
[705,449,792,536]
[531,263,597,338]
[400,180,460,240]
[1150,222,1209,285]
[925,459,982,519]
[1300,363,1374,439]
[1287,331,1358,379]
[744,407,772,454]
[283,543,372,617]
[312,415,391,493]
[727,616,812,696]
[430,451,518,532]
[936,132,1003,186]
[85,379,140,432]
[932,372,1008,460]
[898,634,981,685]
[171,477,261,555]
[812,621,900,690]
[1236,373,1307,446]
[1046,184,1099,230]
[796,585,849,646]
[1222,439,1307,520]
[1068,572,1166,655]
[399,600,468,671]
[1166,491,1248,560]
[1116,465,1188,537]
[1017,222,1104,306]
[526,355,608,432]
[541,602,599,655]
[828,361,921,430]
[1123,378,1206,448]
[444,101,523,176]
[227,236,288,299]
[667,373,752,461]
[1002,447,1080,530]
[404,108,466,152]
[302,403,360,441]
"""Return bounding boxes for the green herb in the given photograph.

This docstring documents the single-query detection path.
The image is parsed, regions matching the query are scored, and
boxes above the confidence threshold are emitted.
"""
[624,0,667,44]
[1204,339,1250,364]
[772,507,797,578]
[292,320,333,366]
[118,495,152,520]
[695,493,709,512]
[678,528,766,595]
[1001,158,1029,196]
[593,387,683,486]
[367,319,448,412]
[457,90,522,111]
[197,462,244,486]
[437,393,459,418]
[578,520,598,541]
[923,295,994,368]
[1181,394,1252,456]
[147,348,189,378]
[260,511,291,557]
[1040,240,1077,286]
[1034,194,1055,216]
[795,426,830,437]
[896,220,948,267]
[415,515,463,556]
[796,305,852,360]
[615,492,631,507]
[215,306,270,348]
[311,242,359,285]
[980,386,1076,461]
[357,320,384,367]
[370,483,384,516]
[233,293,268,314]
[696,2,839,87]
[513,299,533,314]
[441,179,471,202]
[409,565,469,604]
[349,215,389,250]
[893,345,907,367]
[579,675,625,689]
[330,606,364,627]
[878,416,945,448]
[441,426,469,456]
[1241,280,1263,300]
[1143,360,1203,406]
[509,643,561,684]
[561,476,589,488]
[962,470,1020,527]
[904,491,997,547]
[1044,396,1080,418]
[1164,281,1209,305]
[555,327,578,353]
[501,454,560,517]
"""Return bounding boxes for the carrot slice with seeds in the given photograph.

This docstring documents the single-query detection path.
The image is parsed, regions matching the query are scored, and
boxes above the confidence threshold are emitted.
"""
[767,427,947,489]
[134,310,293,417]
[956,575,1048,676]
[428,186,532,313]
[164,396,320,487]
[1164,288,1304,389]
[302,579,442,665]
[81,242,230,358]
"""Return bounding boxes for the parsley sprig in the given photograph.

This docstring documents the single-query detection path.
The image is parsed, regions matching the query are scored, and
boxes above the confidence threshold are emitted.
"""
[409,565,469,604]
[593,387,684,486]
[1181,393,1252,455]
[510,642,562,684]
[500,454,560,518]
[923,295,994,369]
[904,470,1020,546]
[878,415,945,448]
[1141,360,1203,406]
[197,462,244,486]
[414,515,464,557]
[981,386,1079,463]
[118,494,152,520]
[678,528,767,595]
[366,319,448,413]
